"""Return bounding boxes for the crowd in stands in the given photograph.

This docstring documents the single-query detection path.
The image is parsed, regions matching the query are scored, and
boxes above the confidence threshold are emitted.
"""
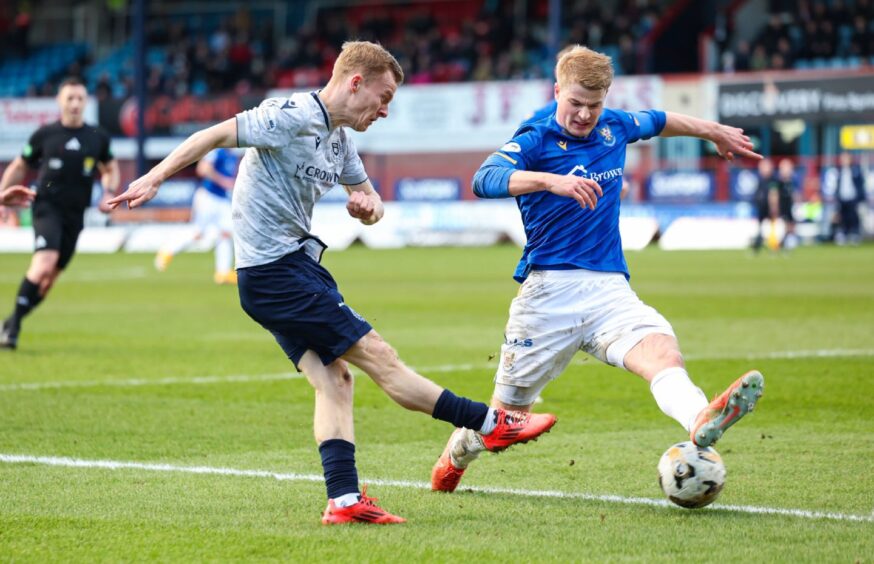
[720,0,874,72]
[3,0,874,100]
[22,0,663,100]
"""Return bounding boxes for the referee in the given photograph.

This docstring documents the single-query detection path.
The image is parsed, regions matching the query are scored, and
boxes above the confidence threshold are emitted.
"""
[0,77,119,350]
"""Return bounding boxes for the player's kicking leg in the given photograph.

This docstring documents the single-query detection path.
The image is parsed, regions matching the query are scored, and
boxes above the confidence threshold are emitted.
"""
[343,331,557,496]
[430,398,549,493]
[629,334,765,448]
[690,370,764,447]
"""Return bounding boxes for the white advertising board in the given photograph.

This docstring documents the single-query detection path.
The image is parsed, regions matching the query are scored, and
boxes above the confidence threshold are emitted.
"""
[270,77,662,153]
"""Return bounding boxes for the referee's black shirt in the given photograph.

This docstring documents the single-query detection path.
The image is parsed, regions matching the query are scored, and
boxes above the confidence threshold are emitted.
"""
[22,121,113,213]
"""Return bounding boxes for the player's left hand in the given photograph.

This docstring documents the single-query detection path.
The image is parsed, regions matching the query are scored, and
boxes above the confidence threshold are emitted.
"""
[712,124,761,161]
[347,190,381,224]
[106,174,162,210]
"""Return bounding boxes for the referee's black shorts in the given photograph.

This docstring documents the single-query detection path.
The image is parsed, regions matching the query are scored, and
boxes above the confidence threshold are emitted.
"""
[32,200,84,269]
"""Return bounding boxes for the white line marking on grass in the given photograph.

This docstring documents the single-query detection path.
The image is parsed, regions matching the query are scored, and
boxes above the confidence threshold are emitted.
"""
[684,348,874,362]
[3,348,873,392]
[0,373,305,391]
[0,267,148,284]
[2,349,871,393]
[1,453,872,524]
[0,363,489,393]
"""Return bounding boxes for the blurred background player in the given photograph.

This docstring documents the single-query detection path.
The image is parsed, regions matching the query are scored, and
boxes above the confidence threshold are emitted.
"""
[431,46,765,494]
[752,157,798,252]
[834,151,867,246]
[107,41,556,525]
[154,147,241,284]
[776,158,799,250]
[0,77,119,350]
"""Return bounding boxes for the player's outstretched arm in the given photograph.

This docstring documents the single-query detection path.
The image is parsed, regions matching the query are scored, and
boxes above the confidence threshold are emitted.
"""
[660,112,762,161]
[344,179,384,225]
[107,118,237,209]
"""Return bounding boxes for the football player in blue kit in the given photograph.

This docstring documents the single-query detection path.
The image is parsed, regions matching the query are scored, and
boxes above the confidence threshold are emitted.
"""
[108,41,556,525]
[432,45,766,493]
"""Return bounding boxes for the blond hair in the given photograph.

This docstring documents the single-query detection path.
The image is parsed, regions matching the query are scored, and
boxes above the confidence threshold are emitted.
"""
[333,41,404,85]
[555,46,613,91]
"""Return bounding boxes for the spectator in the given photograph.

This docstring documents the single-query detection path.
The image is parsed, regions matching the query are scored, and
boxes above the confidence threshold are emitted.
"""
[834,152,867,245]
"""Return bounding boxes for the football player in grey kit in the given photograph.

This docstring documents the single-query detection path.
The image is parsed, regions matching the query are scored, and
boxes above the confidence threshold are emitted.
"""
[108,41,556,525]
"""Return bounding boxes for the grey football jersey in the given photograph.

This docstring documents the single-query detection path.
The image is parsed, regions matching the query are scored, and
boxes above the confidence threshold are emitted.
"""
[232,91,368,268]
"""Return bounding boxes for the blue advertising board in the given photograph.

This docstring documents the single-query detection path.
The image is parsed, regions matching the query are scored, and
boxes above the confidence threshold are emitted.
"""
[645,170,715,203]
[395,177,461,202]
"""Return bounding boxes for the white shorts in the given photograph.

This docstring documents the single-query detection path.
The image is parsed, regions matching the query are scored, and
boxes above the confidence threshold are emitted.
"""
[494,269,675,406]
[191,188,233,234]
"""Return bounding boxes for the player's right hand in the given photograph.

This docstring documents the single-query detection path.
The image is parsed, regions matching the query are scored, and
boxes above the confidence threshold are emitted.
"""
[549,175,603,210]
[0,185,36,207]
[106,174,161,210]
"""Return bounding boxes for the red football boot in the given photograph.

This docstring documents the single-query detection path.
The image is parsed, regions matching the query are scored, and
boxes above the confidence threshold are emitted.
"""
[479,409,557,452]
[321,485,406,525]
[431,428,472,492]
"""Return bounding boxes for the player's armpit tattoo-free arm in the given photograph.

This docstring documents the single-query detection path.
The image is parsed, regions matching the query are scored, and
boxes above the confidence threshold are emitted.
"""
[343,179,384,225]
[107,118,237,209]
[660,111,762,161]
[150,118,238,184]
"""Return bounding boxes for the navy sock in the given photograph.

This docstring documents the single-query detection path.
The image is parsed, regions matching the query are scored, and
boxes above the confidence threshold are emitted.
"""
[318,439,360,500]
[11,277,42,326]
[431,389,489,430]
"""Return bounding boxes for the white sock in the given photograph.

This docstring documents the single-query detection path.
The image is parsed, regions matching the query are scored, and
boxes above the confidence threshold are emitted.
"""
[649,367,708,433]
[450,428,485,468]
[215,236,233,273]
[332,492,360,508]
[478,408,498,435]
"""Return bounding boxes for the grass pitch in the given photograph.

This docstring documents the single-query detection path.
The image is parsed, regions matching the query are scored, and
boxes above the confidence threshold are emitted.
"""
[1,244,873,562]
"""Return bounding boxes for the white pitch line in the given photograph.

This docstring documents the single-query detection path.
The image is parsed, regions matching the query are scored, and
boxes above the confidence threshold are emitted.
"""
[2,349,873,393]
[0,373,305,391]
[684,348,874,362]
[0,363,490,393]
[1,453,871,524]
[0,267,148,284]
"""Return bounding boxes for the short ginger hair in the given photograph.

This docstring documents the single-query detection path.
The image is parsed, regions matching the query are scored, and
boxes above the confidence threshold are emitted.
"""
[555,45,614,92]
[333,41,404,85]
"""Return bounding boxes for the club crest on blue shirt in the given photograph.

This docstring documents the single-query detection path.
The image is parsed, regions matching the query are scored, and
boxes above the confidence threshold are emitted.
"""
[598,125,616,146]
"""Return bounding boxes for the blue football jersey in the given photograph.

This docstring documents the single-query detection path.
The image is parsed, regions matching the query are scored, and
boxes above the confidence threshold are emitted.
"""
[201,148,240,199]
[476,107,665,282]
[521,100,557,127]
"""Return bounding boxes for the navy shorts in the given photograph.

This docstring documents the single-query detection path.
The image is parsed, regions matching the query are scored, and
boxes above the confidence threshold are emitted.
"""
[237,250,372,368]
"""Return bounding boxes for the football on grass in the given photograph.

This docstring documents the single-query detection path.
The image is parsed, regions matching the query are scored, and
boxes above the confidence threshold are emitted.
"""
[658,441,726,508]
